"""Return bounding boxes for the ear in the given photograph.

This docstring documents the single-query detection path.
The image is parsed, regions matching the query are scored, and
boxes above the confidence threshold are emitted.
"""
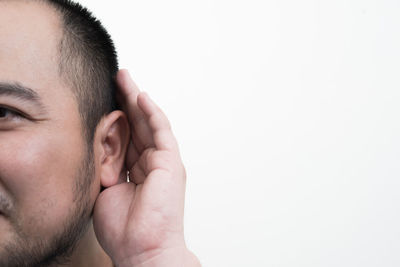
[95,110,130,187]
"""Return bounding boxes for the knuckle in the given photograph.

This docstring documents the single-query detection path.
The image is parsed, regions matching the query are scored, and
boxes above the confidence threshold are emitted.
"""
[150,113,172,130]
[144,148,155,161]
[148,151,171,171]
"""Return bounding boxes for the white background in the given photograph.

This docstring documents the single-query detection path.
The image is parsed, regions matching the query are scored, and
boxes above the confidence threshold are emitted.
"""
[80,1,400,266]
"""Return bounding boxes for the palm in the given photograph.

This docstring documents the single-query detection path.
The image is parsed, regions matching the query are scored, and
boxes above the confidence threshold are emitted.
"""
[93,70,186,264]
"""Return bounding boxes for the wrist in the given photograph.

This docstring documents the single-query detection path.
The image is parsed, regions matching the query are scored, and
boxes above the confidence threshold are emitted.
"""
[116,246,201,267]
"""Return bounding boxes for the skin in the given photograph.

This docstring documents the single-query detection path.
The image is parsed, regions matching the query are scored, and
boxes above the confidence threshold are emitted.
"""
[94,71,201,266]
[0,1,116,266]
[0,1,200,266]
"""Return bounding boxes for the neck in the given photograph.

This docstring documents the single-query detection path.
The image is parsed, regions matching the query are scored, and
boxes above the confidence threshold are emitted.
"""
[65,219,113,267]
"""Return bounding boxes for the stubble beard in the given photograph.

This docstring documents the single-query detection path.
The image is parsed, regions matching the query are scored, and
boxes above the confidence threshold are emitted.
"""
[0,148,96,267]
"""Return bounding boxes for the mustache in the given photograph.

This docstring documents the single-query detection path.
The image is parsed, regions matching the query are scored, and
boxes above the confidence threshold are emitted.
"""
[0,193,12,216]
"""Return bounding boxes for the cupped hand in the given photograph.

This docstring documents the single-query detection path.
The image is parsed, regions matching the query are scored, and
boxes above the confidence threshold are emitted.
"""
[93,70,199,266]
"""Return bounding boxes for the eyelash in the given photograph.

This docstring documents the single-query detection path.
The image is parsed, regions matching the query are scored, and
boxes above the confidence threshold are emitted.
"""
[0,106,25,120]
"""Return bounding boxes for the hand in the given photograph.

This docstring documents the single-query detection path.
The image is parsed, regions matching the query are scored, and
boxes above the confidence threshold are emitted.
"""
[93,70,200,266]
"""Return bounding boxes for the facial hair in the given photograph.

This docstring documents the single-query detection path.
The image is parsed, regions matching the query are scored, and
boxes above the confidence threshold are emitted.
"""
[0,149,96,267]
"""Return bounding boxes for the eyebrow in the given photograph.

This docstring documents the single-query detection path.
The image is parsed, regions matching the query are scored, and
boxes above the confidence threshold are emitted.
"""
[0,82,46,110]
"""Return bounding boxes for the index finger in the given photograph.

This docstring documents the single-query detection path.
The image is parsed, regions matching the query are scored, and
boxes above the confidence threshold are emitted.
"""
[116,69,155,152]
[116,69,142,124]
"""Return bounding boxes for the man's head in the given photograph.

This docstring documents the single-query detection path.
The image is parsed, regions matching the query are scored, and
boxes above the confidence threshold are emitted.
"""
[48,0,120,145]
[0,0,129,266]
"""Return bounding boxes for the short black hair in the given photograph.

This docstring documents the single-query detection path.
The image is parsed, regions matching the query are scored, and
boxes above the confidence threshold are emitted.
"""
[44,0,119,145]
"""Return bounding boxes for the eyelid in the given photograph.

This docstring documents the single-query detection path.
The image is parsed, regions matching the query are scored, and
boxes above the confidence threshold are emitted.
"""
[0,104,29,119]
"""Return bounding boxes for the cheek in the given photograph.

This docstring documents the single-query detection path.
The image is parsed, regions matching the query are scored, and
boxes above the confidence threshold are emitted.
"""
[0,127,85,234]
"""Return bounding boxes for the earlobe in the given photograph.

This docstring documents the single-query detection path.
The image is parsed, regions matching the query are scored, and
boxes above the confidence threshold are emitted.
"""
[96,110,130,187]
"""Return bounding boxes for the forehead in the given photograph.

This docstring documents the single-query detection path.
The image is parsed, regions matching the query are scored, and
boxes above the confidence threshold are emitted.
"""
[0,1,68,99]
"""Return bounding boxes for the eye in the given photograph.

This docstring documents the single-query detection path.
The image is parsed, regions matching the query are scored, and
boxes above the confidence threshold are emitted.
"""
[0,106,24,120]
